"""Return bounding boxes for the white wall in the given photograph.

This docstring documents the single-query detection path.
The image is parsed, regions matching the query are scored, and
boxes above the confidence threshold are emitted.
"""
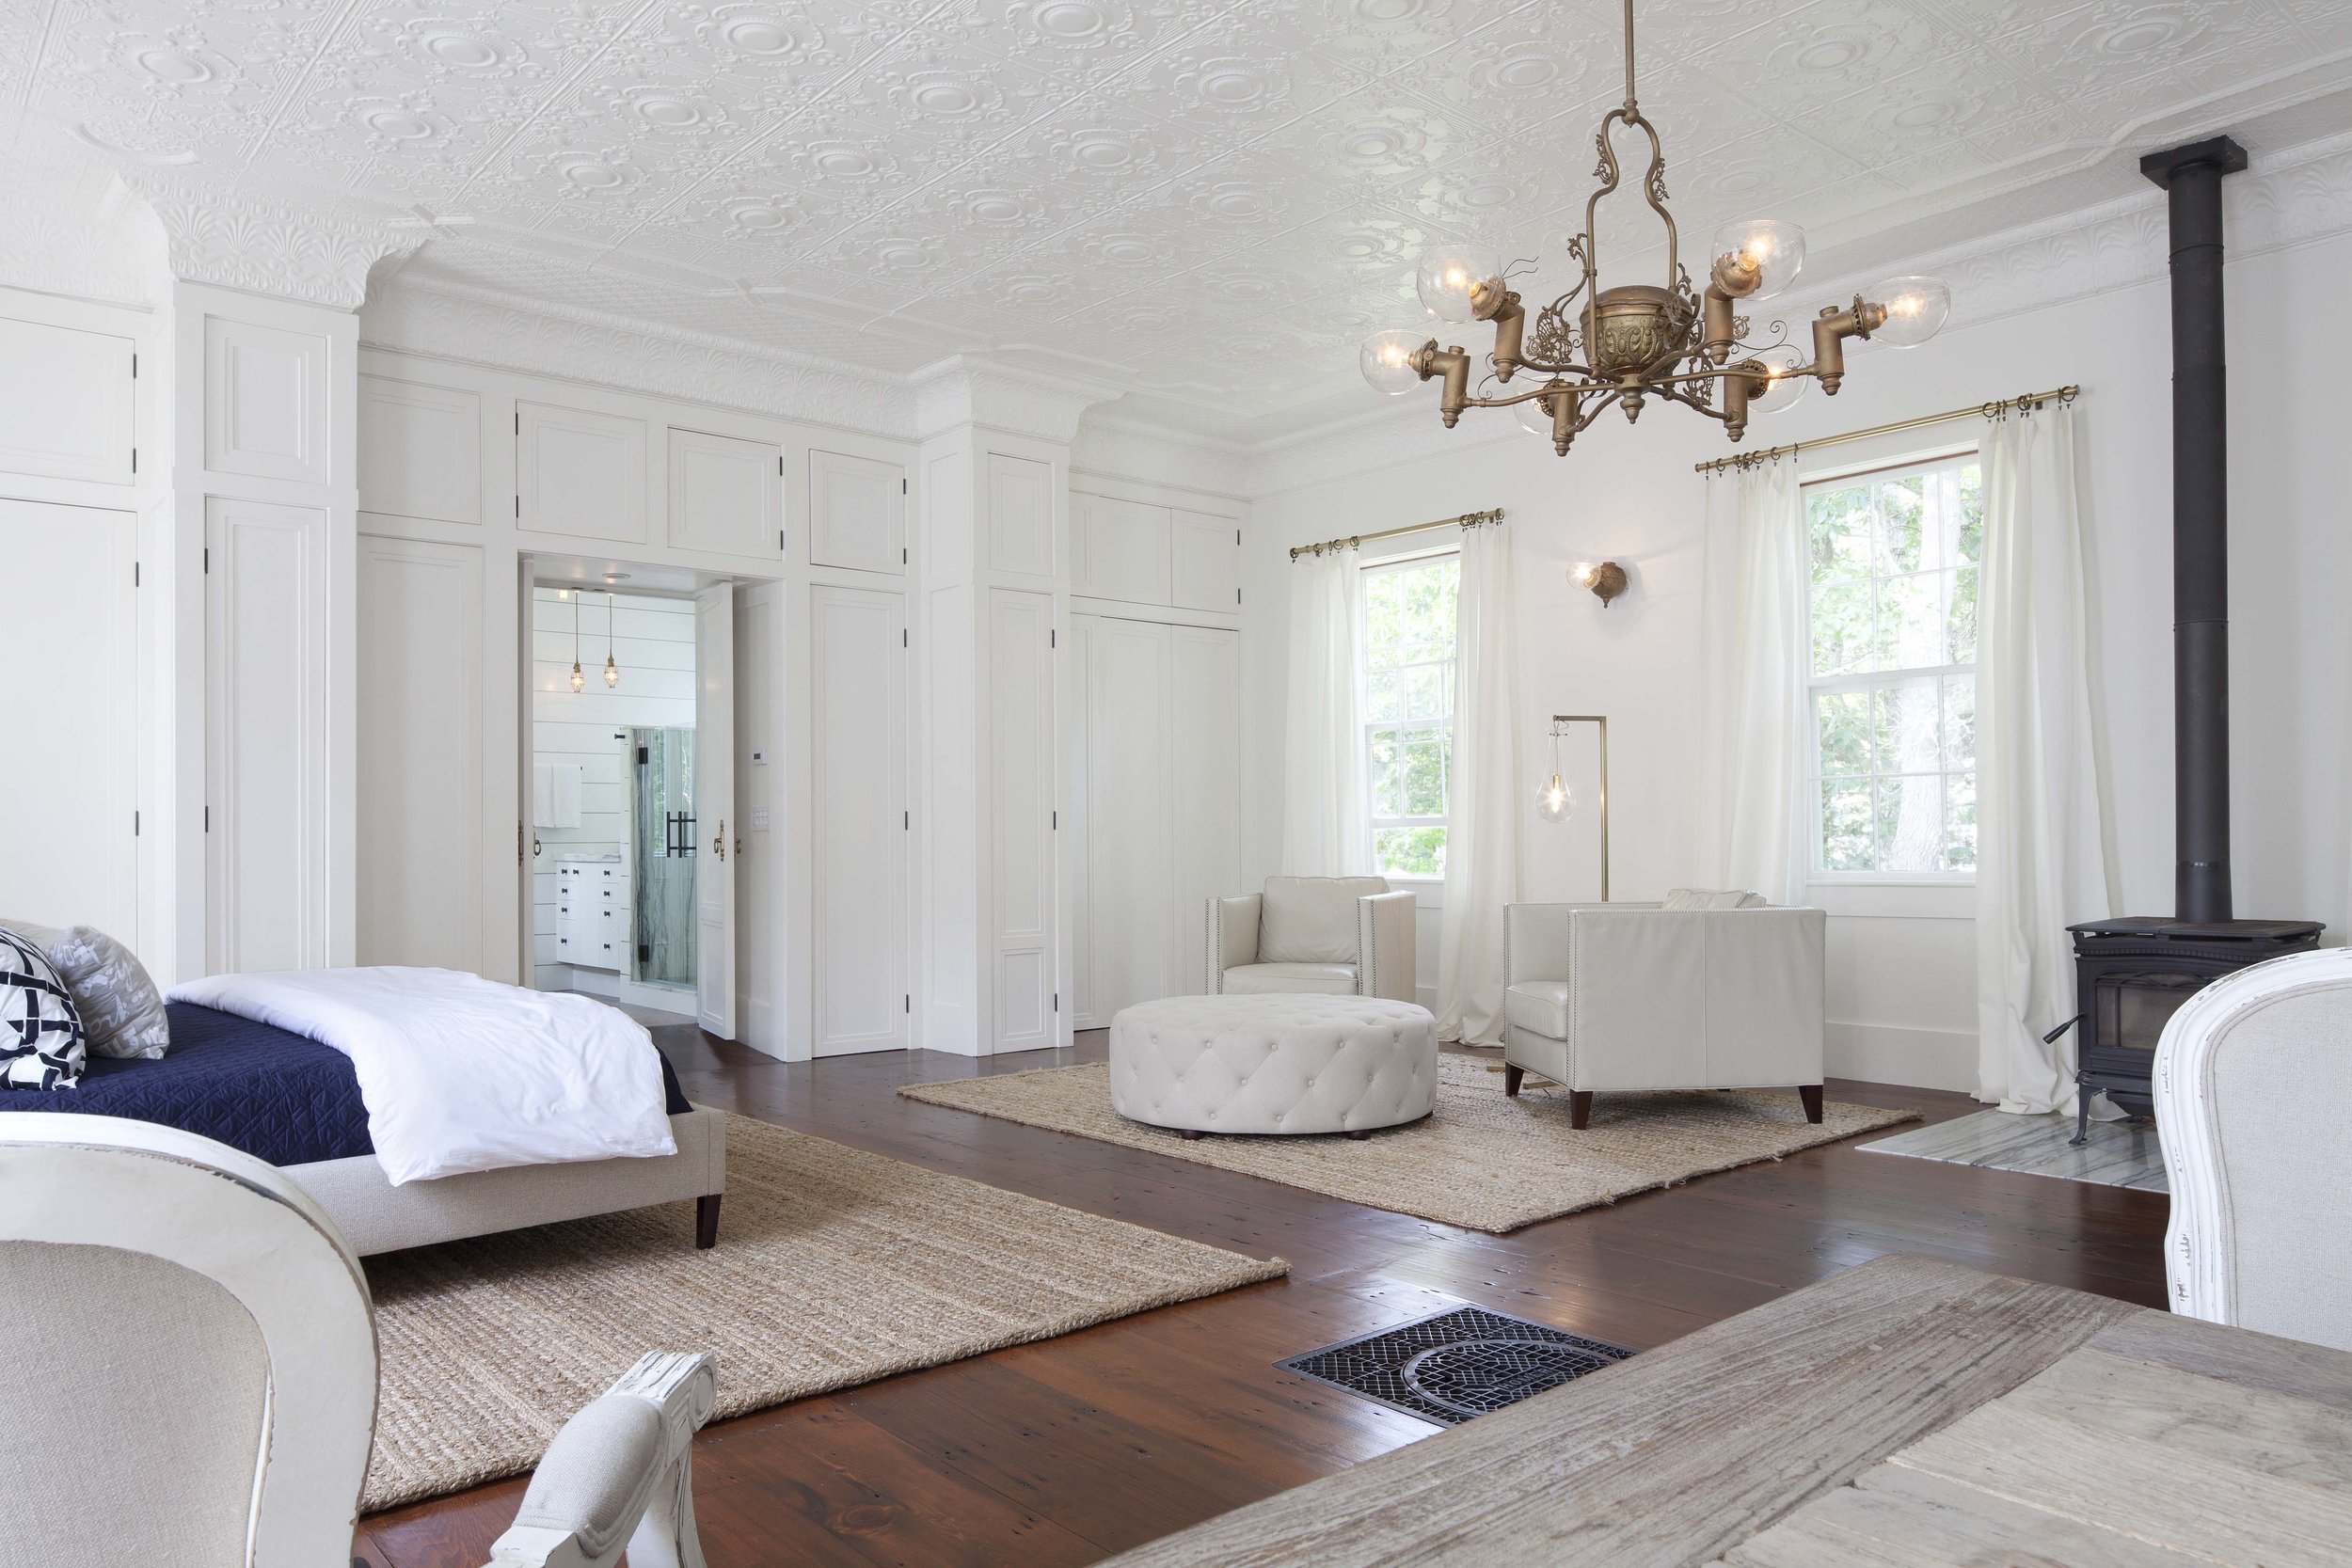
[1243,227,2352,1093]
[529,587,697,990]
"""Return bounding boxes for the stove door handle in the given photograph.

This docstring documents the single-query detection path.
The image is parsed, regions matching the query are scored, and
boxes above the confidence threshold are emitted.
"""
[2042,1012,2085,1046]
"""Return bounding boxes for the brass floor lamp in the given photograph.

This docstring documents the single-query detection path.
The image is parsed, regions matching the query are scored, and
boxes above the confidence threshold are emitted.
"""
[1538,715,1609,901]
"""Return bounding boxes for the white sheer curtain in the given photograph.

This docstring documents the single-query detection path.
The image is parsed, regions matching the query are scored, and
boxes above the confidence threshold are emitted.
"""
[1281,542,1369,877]
[1977,404,2117,1114]
[1436,520,1519,1042]
[1698,460,1809,905]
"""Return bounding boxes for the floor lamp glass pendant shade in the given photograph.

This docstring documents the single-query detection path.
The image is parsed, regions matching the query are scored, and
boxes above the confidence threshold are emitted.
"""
[1536,727,1570,822]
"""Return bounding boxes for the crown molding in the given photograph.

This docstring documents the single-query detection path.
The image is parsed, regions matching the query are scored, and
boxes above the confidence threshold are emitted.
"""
[124,170,424,310]
[359,277,919,439]
[0,143,164,308]
[910,356,1116,446]
[1071,412,1253,499]
[1242,129,2352,499]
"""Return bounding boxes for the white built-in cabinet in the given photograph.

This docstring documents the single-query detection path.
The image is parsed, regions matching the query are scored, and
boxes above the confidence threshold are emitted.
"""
[1073,487,1242,612]
[0,316,135,484]
[359,375,480,525]
[206,497,332,974]
[517,401,648,542]
[1070,615,1243,1026]
[992,588,1058,1048]
[811,585,910,1054]
[669,428,781,559]
[356,534,487,973]
[808,449,905,574]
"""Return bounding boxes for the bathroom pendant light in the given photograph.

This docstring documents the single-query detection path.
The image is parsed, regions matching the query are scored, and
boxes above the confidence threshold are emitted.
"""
[603,591,621,688]
[569,590,586,692]
[1536,723,1571,823]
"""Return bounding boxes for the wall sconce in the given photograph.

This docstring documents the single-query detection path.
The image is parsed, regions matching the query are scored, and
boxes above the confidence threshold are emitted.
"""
[1572,561,1629,608]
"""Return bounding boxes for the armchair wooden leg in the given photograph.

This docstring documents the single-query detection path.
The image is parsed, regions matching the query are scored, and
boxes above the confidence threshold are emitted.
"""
[1502,1064,1525,1098]
[1799,1085,1824,1125]
[1568,1090,1593,1130]
[695,1194,722,1249]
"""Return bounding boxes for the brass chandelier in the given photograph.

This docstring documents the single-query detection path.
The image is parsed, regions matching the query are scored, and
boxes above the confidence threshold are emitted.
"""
[1360,0,1951,455]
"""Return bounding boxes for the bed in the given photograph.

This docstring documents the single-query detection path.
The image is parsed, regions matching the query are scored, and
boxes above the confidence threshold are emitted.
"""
[0,1002,727,1257]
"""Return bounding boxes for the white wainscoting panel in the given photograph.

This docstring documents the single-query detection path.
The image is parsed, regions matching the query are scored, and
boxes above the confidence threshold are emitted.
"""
[809,448,906,575]
[0,317,135,484]
[0,499,137,937]
[986,452,1055,578]
[812,585,909,1055]
[1169,625,1242,987]
[204,315,327,483]
[357,534,485,972]
[668,426,779,560]
[206,497,329,974]
[1073,492,1171,606]
[991,588,1057,1048]
[518,401,647,543]
[358,375,480,524]
[1171,508,1241,612]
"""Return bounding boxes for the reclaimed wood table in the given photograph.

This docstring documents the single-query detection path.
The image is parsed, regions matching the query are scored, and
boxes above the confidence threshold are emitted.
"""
[1099,1253,2352,1567]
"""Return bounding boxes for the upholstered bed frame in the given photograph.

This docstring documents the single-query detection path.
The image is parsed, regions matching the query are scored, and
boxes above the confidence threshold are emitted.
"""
[285,1102,727,1258]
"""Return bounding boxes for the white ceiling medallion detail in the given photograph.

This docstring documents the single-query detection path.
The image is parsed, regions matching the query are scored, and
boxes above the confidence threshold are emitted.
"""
[707,11,823,61]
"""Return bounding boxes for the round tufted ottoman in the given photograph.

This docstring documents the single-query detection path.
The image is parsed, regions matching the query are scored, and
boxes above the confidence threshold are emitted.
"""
[1108,994,1438,1139]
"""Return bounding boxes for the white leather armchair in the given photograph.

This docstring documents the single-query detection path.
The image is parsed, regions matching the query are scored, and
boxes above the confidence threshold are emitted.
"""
[0,1113,717,1568]
[1208,876,1418,1004]
[1501,900,1826,1128]
[2155,948,2352,1353]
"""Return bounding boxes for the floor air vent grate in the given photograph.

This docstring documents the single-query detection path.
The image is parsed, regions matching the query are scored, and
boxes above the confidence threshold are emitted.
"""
[1279,1306,1633,1426]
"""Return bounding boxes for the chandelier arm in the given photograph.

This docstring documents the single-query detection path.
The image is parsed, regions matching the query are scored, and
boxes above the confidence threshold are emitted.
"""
[1514,357,1599,380]
[1462,384,1581,411]
[1651,384,1734,423]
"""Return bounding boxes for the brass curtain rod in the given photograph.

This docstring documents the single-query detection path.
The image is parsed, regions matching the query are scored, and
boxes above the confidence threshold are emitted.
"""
[1289,508,1504,561]
[1692,385,2080,477]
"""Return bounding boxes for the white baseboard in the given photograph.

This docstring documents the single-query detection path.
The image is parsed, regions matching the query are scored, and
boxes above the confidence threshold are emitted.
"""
[1826,1020,1977,1093]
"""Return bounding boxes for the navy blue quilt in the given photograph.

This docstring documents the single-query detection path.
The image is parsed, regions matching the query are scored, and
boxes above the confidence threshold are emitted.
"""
[0,1002,692,1167]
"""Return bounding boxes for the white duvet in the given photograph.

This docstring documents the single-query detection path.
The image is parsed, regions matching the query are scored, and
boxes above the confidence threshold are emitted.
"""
[167,967,677,1185]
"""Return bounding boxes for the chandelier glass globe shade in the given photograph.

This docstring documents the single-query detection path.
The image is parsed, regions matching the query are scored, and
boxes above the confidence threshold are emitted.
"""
[1867,276,1951,347]
[1415,246,1500,324]
[1708,218,1805,300]
[1748,361,1810,416]
[1359,327,1428,395]
[1515,388,1560,438]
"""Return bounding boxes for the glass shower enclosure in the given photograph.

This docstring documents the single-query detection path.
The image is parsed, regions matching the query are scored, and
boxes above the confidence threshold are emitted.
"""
[628,726,697,988]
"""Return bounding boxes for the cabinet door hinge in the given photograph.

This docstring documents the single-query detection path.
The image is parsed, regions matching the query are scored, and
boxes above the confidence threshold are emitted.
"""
[901,478,908,494]
[516,495,520,517]
[778,528,787,550]
[901,546,908,564]
[778,455,785,476]
[1053,991,1059,1012]
[130,353,137,379]
[1236,588,1242,604]
[901,628,908,647]
[134,810,140,836]
[204,806,210,832]
[134,561,140,588]
[1236,529,1241,546]
[904,993,911,1013]
[515,412,520,435]
[903,811,909,830]
[130,447,136,473]
[202,546,209,574]
[1051,809,1057,830]
[1049,628,1057,647]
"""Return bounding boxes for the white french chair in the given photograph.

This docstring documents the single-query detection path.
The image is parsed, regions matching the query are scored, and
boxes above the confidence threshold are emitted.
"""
[0,1113,717,1568]
[1501,899,1826,1128]
[1207,875,1418,1003]
[2154,947,2352,1354]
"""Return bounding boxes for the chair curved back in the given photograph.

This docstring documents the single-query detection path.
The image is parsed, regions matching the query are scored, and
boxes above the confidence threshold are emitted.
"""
[2154,948,2352,1352]
[0,1113,377,1568]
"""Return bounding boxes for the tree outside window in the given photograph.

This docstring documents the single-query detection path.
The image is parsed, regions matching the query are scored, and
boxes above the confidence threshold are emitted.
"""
[1362,553,1458,879]
[1805,455,1980,878]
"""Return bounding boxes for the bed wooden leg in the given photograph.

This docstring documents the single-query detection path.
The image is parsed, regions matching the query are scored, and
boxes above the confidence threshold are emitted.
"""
[696,1194,722,1249]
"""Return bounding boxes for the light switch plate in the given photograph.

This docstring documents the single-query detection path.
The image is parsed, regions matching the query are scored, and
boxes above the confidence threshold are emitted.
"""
[750,808,771,832]
[750,748,768,764]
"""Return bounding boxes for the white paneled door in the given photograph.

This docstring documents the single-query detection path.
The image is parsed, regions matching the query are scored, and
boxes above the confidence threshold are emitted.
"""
[668,428,780,560]
[812,586,909,1055]
[0,499,137,938]
[991,589,1057,1050]
[207,498,330,974]
[0,317,135,484]
[1069,614,1242,1024]
[694,584,735,1037]
[357,535,488,973]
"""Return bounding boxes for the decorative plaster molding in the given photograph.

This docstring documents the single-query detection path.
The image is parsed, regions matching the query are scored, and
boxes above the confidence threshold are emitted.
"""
[127,170,423,309]
[1245,130,2352,499]
[0,144,164,308]
[911,356,1114,446]
[359,279,918,439]
[1071,413,1252,499]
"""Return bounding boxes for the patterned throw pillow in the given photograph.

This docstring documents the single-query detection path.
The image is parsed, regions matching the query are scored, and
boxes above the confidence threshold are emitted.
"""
[0,919,169,1059]
[0,925,86,1089]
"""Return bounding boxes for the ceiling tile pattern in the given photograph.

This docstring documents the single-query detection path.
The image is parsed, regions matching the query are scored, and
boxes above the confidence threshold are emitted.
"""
[10,0,2352,432]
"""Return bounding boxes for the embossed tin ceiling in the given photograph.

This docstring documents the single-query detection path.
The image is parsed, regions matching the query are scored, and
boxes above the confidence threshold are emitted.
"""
[9,1,2351,436]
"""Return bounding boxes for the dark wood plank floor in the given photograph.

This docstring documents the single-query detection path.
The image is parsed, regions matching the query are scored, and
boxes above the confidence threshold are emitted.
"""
[359,1031,2168,1567]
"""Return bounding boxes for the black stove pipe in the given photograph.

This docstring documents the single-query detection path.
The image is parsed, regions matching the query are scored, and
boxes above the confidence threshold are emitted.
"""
[2141,135,2247,926]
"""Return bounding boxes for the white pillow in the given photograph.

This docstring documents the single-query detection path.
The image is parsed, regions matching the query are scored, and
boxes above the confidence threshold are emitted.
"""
[0,919,169,1059]
[1661,888,1769,911]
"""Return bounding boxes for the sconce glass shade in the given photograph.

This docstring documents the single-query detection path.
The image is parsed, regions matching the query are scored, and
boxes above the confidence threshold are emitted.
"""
[1514,388,1558,438]
[1360,328,1428,395]
[1708,218,1805,300]
[1748,361,1810,415]
[1537,772,1571,823]
[1867,275,1950,346]
[569,662,585,693]
[1416,245,1501,323]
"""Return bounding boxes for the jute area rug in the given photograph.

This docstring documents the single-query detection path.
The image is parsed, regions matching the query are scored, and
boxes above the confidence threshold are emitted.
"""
[360,1115,1286,1512]
[899,1054,1917,1235]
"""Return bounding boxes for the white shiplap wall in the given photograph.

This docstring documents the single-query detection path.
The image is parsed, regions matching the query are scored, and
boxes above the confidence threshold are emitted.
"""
[530,587,696,988]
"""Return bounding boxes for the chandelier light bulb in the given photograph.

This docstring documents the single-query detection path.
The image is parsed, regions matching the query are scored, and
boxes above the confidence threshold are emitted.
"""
[1360,328,1430,395]
[1537,772,1571,824]
[1416,246,1501,323]
[569,661,585,693]
[1748,360,1811,416]
[604,655,619,688]
[1867,276,1951,347]
[1708,218,1805,300]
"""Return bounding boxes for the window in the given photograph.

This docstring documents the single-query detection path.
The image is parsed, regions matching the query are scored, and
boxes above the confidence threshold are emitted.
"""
[1362,552,1458,879]
[1805,454,1980,878]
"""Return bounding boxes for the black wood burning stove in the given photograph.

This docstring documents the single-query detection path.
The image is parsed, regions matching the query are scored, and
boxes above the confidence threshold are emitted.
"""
[2058,136,2324,1143]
